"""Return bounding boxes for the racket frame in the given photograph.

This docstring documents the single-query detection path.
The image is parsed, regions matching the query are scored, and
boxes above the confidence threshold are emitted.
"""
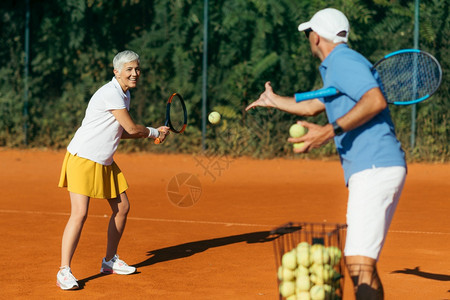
[294,49,442,105]
[154,93,187,144]
[373,49,442,105]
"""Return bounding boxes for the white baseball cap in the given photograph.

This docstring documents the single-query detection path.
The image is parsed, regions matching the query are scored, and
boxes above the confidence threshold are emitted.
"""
[298,8,350,43]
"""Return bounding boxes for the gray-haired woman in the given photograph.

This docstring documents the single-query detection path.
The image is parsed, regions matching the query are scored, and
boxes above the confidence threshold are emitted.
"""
[56,50,169,290]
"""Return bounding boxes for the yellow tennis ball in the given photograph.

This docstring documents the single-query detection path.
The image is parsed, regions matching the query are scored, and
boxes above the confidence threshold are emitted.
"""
[289,123,307,138]
[296,274,311,292]
[282,250,298,270]
[327,246,342,267]
[278,266,296,281]
[297,291,311,300]
[279,281,296,298]
[297,247,311,268]
[208,111,221,124]
[293,142,305,149]
[310,285,326,300]
[310,244,329,265]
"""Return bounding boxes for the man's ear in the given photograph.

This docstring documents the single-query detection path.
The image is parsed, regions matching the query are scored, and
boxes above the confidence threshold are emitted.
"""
[313,32,320,46]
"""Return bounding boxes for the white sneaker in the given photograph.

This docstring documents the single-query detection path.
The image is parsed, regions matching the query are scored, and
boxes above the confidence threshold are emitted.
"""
[56,266,79,290]
[100,254,136,275]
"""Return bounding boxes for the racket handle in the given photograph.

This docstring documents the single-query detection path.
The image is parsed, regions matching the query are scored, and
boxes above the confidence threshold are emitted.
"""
[295,87,339,102]
[154,129,165,144]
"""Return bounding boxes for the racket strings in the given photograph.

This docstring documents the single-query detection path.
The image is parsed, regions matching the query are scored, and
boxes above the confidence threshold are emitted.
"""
[169,97,186,133]
[376,53,441,103]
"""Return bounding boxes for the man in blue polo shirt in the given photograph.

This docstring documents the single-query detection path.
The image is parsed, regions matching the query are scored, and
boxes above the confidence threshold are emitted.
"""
[246,8,406,300]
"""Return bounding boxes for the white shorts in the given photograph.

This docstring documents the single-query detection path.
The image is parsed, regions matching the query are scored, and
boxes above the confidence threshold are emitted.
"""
[344,166,406,260]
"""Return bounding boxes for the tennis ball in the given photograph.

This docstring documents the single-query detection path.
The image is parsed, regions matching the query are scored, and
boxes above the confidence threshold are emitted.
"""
[289,123,307,138]
[297,247,311,267]
[282,250,298,270]
[323,284,332,295]
[278,266,296,281]
[295,265,310,277]
[330,269,342,288]
[279,281,296,298]
[208,111,221,124]
[321,264,333,284]
[310,273,322,285]
[327,246,342,267]
[297,242,310,250]
[310,285,326,300]
[310,244,330,265]
[296,274,311,292]
[293,142,305,150]
[297,291,311,300]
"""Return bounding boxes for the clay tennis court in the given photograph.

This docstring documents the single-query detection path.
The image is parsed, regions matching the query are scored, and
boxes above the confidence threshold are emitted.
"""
[0,148,448,299]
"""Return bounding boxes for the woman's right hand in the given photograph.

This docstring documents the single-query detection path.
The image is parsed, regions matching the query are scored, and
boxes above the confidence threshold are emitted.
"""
[156,126,170,143]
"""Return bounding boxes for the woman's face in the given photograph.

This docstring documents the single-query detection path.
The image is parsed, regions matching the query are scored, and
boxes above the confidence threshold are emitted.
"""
[114,60,141,92]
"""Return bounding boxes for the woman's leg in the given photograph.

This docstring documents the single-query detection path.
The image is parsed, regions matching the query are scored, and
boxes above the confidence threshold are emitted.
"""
[105,192,130,261]
[60,192,90,267]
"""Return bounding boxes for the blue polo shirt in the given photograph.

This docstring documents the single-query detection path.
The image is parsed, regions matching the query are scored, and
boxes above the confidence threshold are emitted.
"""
[318,44,406,184]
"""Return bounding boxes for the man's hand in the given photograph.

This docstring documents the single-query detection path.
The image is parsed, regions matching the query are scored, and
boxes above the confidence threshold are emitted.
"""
[287,121,334,153]
[245,81,278,111]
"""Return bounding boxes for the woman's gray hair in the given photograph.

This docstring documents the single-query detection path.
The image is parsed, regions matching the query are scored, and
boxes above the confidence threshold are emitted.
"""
[113,50,140,72]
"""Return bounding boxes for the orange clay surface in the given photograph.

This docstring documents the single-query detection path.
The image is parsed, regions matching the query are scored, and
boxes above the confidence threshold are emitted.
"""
[0,148,449,300]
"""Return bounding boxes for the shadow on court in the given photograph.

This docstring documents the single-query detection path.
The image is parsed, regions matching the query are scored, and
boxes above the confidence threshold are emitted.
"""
[391,266,450,281]
[134,228,301,269]
[75,226,303,288]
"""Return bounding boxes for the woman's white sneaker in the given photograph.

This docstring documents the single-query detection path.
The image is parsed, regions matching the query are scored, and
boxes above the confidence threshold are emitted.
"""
[56,266,79,290]
[100,254,136,275]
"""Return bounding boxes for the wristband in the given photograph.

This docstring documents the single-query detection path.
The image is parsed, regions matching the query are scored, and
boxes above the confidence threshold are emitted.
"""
[146,127,160,138]
[331,121,344,136]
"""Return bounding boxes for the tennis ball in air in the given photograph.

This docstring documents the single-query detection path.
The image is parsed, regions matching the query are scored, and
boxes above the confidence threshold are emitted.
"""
[208,111,221,124]
[289,123,307,138]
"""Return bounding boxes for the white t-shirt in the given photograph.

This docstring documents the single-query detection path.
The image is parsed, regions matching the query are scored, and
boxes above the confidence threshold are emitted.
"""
[67,77,130,165]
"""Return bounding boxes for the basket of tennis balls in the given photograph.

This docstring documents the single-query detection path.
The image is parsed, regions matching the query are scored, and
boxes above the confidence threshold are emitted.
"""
[271,222,347,300]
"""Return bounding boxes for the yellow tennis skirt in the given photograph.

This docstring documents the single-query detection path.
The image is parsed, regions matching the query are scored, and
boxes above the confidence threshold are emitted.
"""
[58,152,129,199]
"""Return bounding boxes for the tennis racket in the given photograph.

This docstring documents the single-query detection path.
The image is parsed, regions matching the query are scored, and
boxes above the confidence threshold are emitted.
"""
[154,93,187,144]
[295,49,442,105]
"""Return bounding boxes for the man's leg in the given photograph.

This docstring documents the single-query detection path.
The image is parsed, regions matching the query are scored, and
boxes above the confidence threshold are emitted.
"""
[345,166,406,300]
[346,255,384,300]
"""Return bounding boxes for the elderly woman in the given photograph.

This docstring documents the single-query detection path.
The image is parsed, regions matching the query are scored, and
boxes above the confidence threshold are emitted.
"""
[56,50,169,290]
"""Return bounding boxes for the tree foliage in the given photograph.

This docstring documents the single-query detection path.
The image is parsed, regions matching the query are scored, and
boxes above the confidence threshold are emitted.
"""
[0,0,448,161]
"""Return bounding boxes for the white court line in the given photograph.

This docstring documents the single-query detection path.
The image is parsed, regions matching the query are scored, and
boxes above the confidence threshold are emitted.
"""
[1,209,449,235]
[0,209,273,228]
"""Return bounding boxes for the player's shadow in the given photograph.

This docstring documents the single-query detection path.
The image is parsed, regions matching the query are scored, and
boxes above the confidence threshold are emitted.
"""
[391,266,450,281]
[134,226,302,269]
[76,225,302,289]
